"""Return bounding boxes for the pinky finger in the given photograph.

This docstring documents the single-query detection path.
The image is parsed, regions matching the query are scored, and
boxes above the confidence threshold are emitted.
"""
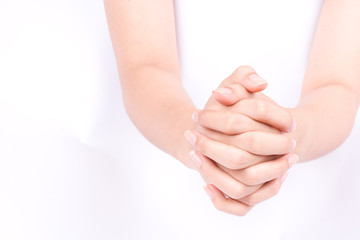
[238,173,288,206]
[204,184,253,216]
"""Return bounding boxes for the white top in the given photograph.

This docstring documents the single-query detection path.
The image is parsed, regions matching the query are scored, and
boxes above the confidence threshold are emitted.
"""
[0,0,359,239]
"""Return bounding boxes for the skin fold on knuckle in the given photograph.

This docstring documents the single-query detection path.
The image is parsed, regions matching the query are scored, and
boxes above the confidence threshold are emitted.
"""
[229,150,249,169]
[241,168,259,186]
[225,114,240,134]
[214,197,251,217]
[230,66,255,84]
[233,66,247,78]
[234,206,251,217]
[254,100,268,120]
[212,198,226,212]
[227,183,249,200]
[243,132,262,154]
[241,195,260,206]
[234,65,254,76]
[265,180,282,199]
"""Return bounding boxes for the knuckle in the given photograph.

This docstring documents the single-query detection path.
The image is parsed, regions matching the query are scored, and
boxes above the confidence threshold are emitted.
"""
[195,135,207,154]
[254,100,267,119]
[266,182,281,198]
[212,199,224,212]
[235,65,253,73]
[244,195,260,206]
[243,132,263,153]
[235,207,251,217]
[224,114,238,133]
[234,66,246,75]
[230,151,248,169]
[233,65,254,78]
[229,184,247,199]
[244,133,261,153]
[242,168,259,186]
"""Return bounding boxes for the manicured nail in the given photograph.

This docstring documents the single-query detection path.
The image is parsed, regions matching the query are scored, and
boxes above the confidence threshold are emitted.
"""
[184,130,197,146]
[212,87,232,95]
[289,121,297,132]
[280,172,288,184]
[190,150,203,168]
[203,185,214,200]
[288,154,299,168]
[192,112,199,123]
[291,139,297,150]
[248,74,267,86]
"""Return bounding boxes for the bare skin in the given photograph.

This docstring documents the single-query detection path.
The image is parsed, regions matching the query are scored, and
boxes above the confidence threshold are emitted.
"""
[104,0,360,216]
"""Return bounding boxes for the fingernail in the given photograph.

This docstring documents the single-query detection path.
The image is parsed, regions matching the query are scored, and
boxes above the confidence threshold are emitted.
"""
[291,139,297,150]
[184,130,197,146]
[213,87,232,95]
[192,112,199,123]
[288,154,299,168]
[248,74,267,86]
[289,121,297,132]
[280,172,288,184]
[203,185,214,200]
[190,150,202,168]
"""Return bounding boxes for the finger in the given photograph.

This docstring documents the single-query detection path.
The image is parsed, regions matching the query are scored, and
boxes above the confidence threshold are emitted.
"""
[189,151,262,199]
[235,131,296,155]
[219,65,268,92]
[212,83,252,106]
[238,173,288,206]
[233,98,296,133]
[195,109,280,135]
[220,154,298,186]
[198,130,296,156]
[185,130,274,169]
[204,184,253,216]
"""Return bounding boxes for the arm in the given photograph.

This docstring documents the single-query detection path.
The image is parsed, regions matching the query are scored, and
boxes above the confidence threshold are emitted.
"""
[189,0,360,213]
[103,0,270,168]
[104,1,296,216]
[104,0,196,167]
[290,0,360,162]
[212,0,360,163]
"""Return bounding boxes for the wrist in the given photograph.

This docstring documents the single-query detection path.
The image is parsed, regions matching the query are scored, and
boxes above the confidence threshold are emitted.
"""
[288,106,315,162]
[170,106,199,169]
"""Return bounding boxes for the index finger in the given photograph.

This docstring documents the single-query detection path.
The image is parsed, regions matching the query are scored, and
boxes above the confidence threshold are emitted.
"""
[232,98,296,133]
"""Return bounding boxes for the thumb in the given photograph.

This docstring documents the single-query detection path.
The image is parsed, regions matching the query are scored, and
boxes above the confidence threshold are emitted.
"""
[219,66,268,92]
[214,66,268,106]
[212,84,251,106]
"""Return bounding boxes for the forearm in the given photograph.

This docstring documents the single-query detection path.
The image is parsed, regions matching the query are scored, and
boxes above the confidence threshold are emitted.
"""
[291,0,360,162]
[121,65,196,167]
[103,1,198,166]
[290,84,358,162]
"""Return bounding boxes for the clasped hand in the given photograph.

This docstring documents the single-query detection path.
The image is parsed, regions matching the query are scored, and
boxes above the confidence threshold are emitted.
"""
[184,66,298,216]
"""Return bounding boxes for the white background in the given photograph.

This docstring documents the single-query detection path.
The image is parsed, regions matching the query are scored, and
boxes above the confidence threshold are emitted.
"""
[0,0,359,239]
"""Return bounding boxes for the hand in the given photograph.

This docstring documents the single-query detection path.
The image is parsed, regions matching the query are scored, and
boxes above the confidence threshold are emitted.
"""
[185,66,298,216]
